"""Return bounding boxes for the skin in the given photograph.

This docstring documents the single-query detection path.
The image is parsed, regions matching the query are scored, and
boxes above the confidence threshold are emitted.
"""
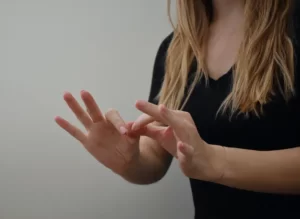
[55,91,300,194]
[55,90,174,184]
[133,100,300,194]
[56,0,300,194]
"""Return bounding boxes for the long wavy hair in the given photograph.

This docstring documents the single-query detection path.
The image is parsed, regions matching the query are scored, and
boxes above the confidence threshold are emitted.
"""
[159,0,295,116]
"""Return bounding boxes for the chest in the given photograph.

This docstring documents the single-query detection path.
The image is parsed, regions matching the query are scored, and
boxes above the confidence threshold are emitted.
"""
[183,74,300,150]
[205,23,243,81]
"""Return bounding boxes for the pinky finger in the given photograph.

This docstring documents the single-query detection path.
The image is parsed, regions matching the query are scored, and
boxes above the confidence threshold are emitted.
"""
[177,141,194,164]
[55,116,87,143]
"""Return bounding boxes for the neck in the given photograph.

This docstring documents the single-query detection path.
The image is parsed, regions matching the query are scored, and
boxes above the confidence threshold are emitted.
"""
[212,0,244,22]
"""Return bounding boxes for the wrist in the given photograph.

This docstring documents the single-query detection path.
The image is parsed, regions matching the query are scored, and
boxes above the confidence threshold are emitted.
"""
[203,143,228,183]
[119,152,141,178]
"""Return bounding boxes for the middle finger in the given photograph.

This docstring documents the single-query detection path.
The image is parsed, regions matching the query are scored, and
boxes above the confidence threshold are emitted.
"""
[64,92,93,130]
[80,90,104,123]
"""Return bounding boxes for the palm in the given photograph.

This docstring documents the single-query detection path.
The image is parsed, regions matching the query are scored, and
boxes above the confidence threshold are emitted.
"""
[55,91,139,175]
[87,122,139,173]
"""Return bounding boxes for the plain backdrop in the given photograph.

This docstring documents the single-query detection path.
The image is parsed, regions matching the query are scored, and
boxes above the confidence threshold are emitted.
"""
[0,1,194,218]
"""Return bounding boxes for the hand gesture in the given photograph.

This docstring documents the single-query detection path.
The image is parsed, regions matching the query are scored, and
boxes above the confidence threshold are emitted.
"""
[132,100,225,181]
[55,91,141,175]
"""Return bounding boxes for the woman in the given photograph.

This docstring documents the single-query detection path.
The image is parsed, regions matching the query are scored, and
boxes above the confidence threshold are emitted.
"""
[55,0,300,218]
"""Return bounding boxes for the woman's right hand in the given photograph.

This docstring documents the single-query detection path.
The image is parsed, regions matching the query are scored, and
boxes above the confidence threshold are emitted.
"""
[55,90,142,175]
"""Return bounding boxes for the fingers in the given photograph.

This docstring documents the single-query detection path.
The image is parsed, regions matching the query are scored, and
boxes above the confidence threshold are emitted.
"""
[158,104,179,127]
[177,141,194,164]
[158,105,191,140]
[140,124,166,140]
[161,126,177,157]
[63,92,93,130]
[105,109,128,135]
[131,113,154,131]
[134,100,167,126]
[134,100,194,144]
[62,91,128,135]
[139,125,178,157]
[55,116,86,143]
[80,90,104,123]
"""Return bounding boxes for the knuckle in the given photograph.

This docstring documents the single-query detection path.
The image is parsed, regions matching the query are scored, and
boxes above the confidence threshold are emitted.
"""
[105,108,125,128]
[70,128,78,138]
[184,111,191,118]
[179,111,189,117]
[182,111,194,123]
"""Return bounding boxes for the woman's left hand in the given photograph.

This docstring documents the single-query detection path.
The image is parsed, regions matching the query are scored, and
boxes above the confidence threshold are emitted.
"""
[132,100,226,182]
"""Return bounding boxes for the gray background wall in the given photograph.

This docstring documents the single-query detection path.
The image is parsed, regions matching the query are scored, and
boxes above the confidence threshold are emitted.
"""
[0,1,193,218]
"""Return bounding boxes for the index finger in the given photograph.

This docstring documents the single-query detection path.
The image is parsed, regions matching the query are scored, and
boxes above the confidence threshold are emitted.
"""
[133,100,167,130]
[131,113,154,131]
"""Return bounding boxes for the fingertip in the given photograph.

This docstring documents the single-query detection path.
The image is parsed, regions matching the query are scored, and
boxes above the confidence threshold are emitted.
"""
[63,92,72,100]
[177,148,186,162]
[178,141,194,156]
[80,90,89,98]
[54,116,65,123]
[135,100,146,109]
[134,100,139,107]
[54,116,60,124]
[120,126,128,135]
[177,141,185,151]
[131,113,148,131]
[54,116,66,128]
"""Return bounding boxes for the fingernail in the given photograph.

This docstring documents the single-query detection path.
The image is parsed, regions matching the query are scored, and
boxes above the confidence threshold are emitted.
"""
[120,126,128,135]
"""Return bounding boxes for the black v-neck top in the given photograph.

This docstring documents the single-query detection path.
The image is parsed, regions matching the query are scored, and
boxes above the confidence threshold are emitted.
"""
[148,13,300,219]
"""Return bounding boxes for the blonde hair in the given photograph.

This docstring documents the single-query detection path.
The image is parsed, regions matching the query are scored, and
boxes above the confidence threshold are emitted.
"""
[159,0,295,116]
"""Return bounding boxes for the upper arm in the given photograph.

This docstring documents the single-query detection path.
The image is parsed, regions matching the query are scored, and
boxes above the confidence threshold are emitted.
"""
[139,33,174,170]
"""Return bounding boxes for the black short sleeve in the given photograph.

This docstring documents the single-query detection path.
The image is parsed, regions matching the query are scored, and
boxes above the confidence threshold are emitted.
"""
[148,33,173,104]
[292,0,300,91]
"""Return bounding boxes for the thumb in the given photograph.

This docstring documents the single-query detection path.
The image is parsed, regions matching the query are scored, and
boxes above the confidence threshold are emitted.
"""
[144,125,178,157]
[177,141,194,164]
[126,122,167,142]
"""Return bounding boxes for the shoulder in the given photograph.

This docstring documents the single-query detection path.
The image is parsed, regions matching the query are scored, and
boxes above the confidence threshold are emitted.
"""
[148,32,173,103]
[152,32,174,79]
[155,32,174,64]
[291,3,300,93]
[159,32,174,50]
[291,0,300,50]
[152,32,174,78]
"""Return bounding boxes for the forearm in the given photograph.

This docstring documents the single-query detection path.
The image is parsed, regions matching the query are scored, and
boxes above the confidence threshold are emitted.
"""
[211,145,300,194]
[121,137,172,185]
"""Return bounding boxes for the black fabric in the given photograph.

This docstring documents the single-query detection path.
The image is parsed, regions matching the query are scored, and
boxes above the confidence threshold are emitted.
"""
[148,13,300,219]
[148,33,173,105]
